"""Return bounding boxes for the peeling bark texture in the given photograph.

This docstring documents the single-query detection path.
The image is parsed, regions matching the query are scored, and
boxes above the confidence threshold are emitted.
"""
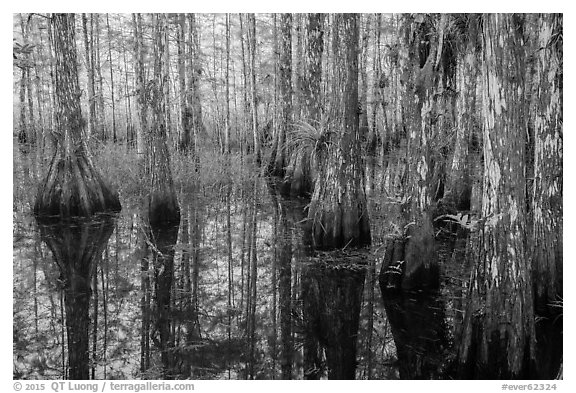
[37,215,116,379]
[458,14,536,379]
[34,14,121,219]
[530,14,562,315]
[396,14,443,290]
[307,14,371,250]
[148,14,180,228]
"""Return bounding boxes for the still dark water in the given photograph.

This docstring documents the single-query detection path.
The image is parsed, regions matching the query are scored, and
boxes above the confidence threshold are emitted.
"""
[13,146,469,380]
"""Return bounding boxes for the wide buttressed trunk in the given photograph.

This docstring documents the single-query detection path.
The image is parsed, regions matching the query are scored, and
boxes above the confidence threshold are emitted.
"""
[34,14,121,218]
[307,14,370,250]
[458,14,536,379]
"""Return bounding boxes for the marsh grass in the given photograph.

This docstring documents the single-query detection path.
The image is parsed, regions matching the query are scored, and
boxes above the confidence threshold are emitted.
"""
[93,142,262,209]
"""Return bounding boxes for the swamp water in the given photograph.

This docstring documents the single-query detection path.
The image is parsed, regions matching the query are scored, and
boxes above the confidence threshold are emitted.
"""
[12,146,556,380]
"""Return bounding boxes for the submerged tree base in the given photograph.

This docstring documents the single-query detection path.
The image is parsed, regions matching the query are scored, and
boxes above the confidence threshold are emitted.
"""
[306,201,371,250]
[34,151,121,218]
[379,212,439,292]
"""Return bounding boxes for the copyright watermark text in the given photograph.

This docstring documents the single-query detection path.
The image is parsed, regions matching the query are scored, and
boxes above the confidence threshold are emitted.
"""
[13,381,195,393]
[502,384,557,391]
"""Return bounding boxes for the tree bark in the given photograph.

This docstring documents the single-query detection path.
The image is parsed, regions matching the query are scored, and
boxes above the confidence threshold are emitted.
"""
[284,13,324,197]
[148,13,180,228]
[177,14,188,151]
[224,13,231,154]
[133,13,148,159]
[185,13,203,164]
[458,14,536,379]
[248,14,261,165]
[82,14,96,139]
[444,15,481,212]
[267,13,292,177]
[94,14,106,141]
[381,14,444,291]
[530,13,563,315]
[34,13,120,218]
[106,14,117,143]
[307,14,370,250]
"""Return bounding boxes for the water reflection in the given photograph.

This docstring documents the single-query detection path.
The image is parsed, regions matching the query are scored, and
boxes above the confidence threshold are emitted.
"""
[36,215,116,379]
[14,160,477,380]
[301,258,367,379]
[380,291,451,379]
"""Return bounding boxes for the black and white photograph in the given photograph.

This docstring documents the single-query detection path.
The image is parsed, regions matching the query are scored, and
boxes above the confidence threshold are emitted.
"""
[10,7,565,384]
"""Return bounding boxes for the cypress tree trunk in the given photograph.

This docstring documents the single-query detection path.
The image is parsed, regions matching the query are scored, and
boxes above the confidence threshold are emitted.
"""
[359,14,370,145]
[380,14,444,291]
[94,14,106,141]
[444,15,481,212]
[177,13,187,151]
[133,13,148,159]
[307,14,370,250]
[249,14,261,165]
[148,13,180,228]
[267,13,292,177]
[224,13,231,154]
[34,13,120,219]
[82,14,96,139]
[530,13,563,315]
[186,13,203,165]
[458,14,536,379]
[283,13,324,197]
[106,14,117,143]
[18,64,27,144]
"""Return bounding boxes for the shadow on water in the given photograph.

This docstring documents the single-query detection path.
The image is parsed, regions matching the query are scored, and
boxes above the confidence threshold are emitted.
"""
[36,214,116,380]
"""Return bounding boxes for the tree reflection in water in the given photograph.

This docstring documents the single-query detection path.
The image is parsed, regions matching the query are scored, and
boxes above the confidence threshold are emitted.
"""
[380,289,451,379]
[301,256,366,379]
[36,214,116,380]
